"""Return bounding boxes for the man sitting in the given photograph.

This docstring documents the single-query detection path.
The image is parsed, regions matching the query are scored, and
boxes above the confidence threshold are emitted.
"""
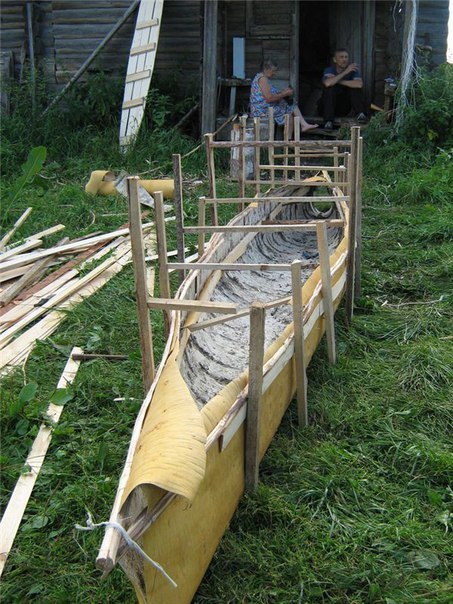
[320,48,368,130]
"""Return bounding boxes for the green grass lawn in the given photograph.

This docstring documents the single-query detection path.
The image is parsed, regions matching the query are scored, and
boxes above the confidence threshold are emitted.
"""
[1,74,452,602]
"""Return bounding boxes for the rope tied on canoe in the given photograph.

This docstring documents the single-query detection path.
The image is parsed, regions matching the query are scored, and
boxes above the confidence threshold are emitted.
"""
[75,511,177,588]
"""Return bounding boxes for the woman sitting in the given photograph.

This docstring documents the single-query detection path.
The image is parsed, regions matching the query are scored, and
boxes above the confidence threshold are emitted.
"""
[250,59,318,138]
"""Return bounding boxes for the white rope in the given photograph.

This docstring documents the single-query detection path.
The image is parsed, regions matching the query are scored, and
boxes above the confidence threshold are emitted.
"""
[396,0,418,130]
[75,511,177,588]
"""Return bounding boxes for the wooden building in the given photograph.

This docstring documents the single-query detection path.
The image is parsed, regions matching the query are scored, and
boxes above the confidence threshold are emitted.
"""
[0,1,449,131]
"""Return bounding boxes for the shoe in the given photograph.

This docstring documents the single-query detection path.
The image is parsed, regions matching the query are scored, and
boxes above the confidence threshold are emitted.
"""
[356,112,367,123]
[323,121,333,130]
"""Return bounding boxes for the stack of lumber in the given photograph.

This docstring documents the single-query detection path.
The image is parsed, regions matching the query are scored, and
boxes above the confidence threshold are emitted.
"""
[0,212,156,374]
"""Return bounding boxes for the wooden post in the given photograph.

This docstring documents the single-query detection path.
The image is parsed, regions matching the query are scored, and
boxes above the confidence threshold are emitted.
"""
[343,152,350,195]
[198,197,206,259]
[127,177,155,391]
[283,114,290,183]
[201,0,218,135]
[294,116,301,182]
[254,117,261,197]
[239,115,247,201]
[291,260,308,426]
[205,134,218,225]
[268,107,275,187]
[345,127,360,324]
[316,223,336,364]
[245,302,265,490]
[172,153,185,284]
[154,190,171,334]
[354,136,363,299]
[26,3,36,112]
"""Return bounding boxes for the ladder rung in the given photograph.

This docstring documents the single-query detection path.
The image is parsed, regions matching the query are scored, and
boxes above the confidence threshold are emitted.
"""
[126,70,151,83]
[130,43,156,56]
[136,18,159,29]
[122,97,145,110]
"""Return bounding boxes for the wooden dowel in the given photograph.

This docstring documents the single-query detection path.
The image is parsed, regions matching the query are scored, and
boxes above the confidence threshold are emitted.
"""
[245,303,265,490]
[127,177,155,391]
[205,134,218,225]
[242,179,345,187]
[258,164,346,172]
[316,222,336,364]
[239,115,247,200]
[268,106,275,187]
[291,260,308,426]
[71,353,128,361]
[172,154,185,283]
[345,128,360,324]
[0,207,33,250]
[198,197,206,259]
[283,114,290,184]
[154,191,171,333]
[147,298,237,314]
[254,117,261,197]
[202,196,349,204]
[354,136,363,299]
[343,152,350,195]
[210,139,352,148]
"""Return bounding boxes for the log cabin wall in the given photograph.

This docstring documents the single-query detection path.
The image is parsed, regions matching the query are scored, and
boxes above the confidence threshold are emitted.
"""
[416,0,450,67]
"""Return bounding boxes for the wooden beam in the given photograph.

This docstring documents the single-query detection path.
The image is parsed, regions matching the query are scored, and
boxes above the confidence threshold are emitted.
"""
[127,177,155,392]
[0,348,82,577]
[345,128,360,324]
[0,207,33,251]
[291,260,308,426]
[242,180,345,187]
[172,154,185,283]
[245,303,265,490]
[201,0,218,135]
[316,223,336,364]
[147,298,238,314]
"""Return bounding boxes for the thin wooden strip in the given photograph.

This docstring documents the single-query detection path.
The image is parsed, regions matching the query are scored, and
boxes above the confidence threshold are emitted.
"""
[169,262,315,272]
[258,164,346,171]
[205,134,217,224]
[0,254,55,308]
[203,196,349,203]
[198,197,206,260]
[316,222,336,364]
[147,298,238,314]
[154,191,171,333]
[0,239,43,263]
[0,264,36,284]
[0,208,33,250]
[130,42,156,55]
[345,128,360,323]
[184,220,344,233]
[172,154,185,284]
[291,260,308,426]
[125,69,151,83]
[136,18,159,29]
[244,180,345,187]
[210,140,352,149]
[122,97,145,110]
[0,347,82,577]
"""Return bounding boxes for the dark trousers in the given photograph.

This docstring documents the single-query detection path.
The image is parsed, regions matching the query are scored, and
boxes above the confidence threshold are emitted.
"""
[320,85,366,121]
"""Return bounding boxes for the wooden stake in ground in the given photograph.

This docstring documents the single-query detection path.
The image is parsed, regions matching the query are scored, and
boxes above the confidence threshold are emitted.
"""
[172,153,185,283]
[354,136,363,299]
[291,260,308,426]
[154,190,171,334]
[127,177,155,392]
[0,347,82,577]
[316,222,336,364]
[205,133,218,225]
[197,196,206,260]
[345,127,360,324]
[245,303,266,490]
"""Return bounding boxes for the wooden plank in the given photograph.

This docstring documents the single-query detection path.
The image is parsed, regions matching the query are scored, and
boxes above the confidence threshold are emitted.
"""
[245,303,265,490]
[243,180,346,187]
[316,223,336,364]
[0,239,43,263]
[125,69,151,83]
[147,299,238,314]
[291,260,308,426]
[268,106,275,187]
[127,177,155,392]
[170,262,316,272]
[154,191,171,333]
[122,97,145,109]
[0,348,82,577]
[198,197,206,260]
[184,220,344,233]
[203,196,349,204]
[172,154,185,283]
[239,115,247,200]
[24,224,65,242]
[345,128,360,324]
[0,207,33,251]
[136,18,159,29]
[130,42,156,55]
[210,140,352,149]
[258,164,346,172]
[0,254,55,308]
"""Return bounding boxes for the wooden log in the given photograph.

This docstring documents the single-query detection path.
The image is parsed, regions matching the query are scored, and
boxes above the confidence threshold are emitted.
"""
[172,154,185,284]
[198,197,206,260]
[291,260,308,426]
[0,348,82,577]
[205,134,217,225]
[154,191,171,333]
[316,223,336,364]
[345,128,360,324]
[147,299,238,314]
[127,177,155,392]
[0,207,33,251]
[245,303,266,490]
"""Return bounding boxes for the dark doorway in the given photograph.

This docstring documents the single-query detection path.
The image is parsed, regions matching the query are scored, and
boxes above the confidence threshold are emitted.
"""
[298,1,332,116]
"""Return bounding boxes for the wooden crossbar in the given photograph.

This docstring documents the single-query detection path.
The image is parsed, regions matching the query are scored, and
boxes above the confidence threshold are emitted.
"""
[136,18,159,29]
[122,97,145,109]
[130,42,156,55]
[147,298,238,314]
[208,140,352,149]
[242,180,346,187]
[168,262,316,272]
[125,70,151,83]
[202,196,349,204]
[259,164,346,172]
[184,220,344,234]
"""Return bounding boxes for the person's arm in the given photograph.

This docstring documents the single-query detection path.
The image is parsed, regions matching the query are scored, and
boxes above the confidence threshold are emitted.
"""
[259,76,292,103]
[339,77,363,89]
[323,63,360,88]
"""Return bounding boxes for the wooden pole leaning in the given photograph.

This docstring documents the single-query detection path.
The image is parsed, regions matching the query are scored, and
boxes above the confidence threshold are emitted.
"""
[172,153,185,283]
[316,222,336,364]
[127,177,155,391]
[198,196,206,259]
[354,136,363,299]
[245,302,266,490]
[254,117,261,197]
[291,260,308,426]
[205,133,218,225]
[154,190,171,335]
[345,127,360,325]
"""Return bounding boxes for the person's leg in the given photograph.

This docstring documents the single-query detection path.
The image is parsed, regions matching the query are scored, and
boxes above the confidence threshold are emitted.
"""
[320,86,337,122]
[350,88,367,116]
[292,105,318,132]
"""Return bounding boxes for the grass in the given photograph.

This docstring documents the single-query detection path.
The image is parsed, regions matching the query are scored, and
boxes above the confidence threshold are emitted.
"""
[1,75,452,602]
